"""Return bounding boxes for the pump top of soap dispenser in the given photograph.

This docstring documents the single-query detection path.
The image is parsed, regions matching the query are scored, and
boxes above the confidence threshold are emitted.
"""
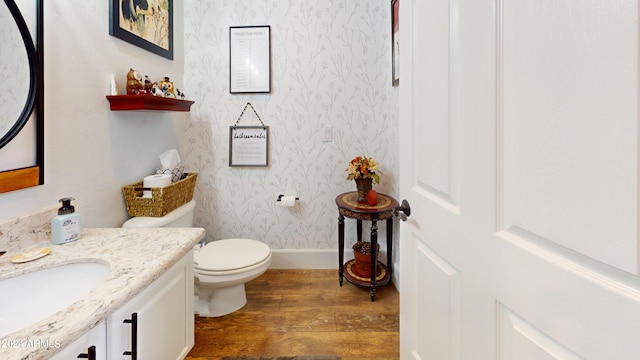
[58,197,76,215]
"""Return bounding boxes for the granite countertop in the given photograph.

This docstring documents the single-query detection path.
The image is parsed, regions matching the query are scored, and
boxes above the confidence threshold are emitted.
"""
[0,227,205,360]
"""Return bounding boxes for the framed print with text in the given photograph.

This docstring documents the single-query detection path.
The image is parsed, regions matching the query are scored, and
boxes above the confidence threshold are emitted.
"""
[229,26,271,93]
[229,126,269,167]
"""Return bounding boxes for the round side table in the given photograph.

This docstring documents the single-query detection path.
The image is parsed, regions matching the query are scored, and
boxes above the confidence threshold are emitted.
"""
[335,191,399,301]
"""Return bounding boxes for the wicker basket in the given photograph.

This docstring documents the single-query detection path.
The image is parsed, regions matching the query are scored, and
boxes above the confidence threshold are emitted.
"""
[122,173,197,217]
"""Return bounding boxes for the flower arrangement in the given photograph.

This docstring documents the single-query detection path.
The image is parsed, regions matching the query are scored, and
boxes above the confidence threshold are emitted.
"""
[346,156,381,184]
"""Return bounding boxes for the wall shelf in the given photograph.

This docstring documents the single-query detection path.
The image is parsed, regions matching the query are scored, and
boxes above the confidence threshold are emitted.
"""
[106,95,194,112]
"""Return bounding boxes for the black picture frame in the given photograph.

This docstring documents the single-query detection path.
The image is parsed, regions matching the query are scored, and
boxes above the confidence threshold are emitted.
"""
[391,0,399,86]
[229,126,269,167]
[229,25,271,94]
[109,0,174,60]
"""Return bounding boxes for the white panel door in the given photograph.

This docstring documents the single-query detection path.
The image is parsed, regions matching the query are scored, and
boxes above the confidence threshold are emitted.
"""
[399,0,640,359]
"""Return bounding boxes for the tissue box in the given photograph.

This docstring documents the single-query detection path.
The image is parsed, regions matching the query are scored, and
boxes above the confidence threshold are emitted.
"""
[122,173,197,217]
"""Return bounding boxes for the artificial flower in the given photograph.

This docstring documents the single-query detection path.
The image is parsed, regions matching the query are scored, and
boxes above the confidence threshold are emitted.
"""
[345,156,381,184]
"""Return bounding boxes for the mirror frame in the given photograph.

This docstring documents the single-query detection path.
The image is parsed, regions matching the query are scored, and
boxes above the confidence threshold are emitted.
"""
[0,0,44,194]
[0,0,37,149]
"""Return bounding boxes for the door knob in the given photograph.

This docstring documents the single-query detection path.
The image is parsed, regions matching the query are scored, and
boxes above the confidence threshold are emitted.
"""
[394,199,411,221]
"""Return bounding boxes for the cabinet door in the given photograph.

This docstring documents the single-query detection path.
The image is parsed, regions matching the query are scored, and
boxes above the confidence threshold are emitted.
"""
[108,252,194,360]
[50,321,106,360]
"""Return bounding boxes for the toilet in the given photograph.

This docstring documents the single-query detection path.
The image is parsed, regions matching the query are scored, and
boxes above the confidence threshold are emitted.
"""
[122,199,272,317]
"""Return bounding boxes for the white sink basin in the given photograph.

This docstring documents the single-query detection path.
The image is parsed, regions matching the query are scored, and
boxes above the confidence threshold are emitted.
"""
[0,262,110,338]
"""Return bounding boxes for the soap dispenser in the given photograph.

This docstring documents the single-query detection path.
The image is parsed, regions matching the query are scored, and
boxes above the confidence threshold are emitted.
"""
[51,197,82,245]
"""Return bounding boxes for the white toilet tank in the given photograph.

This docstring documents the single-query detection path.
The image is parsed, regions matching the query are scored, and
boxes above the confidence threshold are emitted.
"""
[122,199,195,228]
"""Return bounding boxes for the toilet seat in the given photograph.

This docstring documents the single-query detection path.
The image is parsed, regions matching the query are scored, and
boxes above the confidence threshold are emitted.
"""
[194,238,271,275]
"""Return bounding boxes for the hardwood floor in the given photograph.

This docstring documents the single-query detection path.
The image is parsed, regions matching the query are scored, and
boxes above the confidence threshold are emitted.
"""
[186,269,399,360]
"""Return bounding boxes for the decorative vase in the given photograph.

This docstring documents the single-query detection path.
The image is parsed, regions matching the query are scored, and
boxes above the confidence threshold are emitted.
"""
[353,251,373,275]
[352,241,380,276]
[355,178,373,203]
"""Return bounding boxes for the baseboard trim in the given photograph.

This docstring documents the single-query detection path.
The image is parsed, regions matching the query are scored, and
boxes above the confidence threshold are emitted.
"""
[269,249,345,269]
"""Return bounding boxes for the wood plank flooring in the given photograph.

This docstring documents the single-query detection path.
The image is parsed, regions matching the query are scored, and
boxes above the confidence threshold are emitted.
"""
[186,269,399,360]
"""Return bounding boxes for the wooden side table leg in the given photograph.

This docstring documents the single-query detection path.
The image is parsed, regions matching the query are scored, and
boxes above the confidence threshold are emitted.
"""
[357,219,363,242]
[370,218,378,301]
[338,213,345,286]
[387,218,393,276]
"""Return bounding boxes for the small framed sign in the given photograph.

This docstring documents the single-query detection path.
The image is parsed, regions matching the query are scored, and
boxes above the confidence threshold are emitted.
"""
[229,25,271,93]
[229,126,269,167]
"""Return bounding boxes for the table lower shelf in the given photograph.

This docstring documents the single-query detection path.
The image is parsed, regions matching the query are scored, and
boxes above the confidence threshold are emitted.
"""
[343,259,391,287]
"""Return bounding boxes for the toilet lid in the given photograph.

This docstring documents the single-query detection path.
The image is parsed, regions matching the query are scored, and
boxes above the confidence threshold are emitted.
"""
[194,238,271,272]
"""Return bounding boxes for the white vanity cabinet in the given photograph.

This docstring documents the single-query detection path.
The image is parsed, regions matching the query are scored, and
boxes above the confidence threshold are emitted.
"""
[107,251,195,360]
[50,321,107,360]
[51,251,194,360]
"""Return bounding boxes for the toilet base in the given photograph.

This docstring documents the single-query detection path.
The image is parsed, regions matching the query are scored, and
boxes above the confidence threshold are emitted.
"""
[196,283,247,317]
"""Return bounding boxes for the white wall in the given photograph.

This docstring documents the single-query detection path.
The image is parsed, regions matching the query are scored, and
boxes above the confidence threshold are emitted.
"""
[0,1,187,227]
[184,0,399,252]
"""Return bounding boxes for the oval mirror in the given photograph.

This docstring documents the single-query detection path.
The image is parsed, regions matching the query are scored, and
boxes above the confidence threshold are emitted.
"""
[0,0,37,149]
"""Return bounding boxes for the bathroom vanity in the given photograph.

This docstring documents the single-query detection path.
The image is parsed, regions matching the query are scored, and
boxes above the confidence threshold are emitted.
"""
[0,227,205,360]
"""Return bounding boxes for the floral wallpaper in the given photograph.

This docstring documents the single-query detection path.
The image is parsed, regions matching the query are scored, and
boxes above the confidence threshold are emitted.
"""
[183,0,398,251]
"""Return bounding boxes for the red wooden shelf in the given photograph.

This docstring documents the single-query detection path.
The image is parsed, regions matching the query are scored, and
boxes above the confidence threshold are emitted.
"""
[106,95,194,112]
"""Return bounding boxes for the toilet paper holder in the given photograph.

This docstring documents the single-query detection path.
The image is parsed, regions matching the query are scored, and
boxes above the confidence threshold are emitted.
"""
[277,194,299,202]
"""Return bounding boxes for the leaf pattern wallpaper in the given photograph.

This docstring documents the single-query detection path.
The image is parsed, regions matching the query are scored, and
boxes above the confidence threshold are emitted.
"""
[183,0,398,250]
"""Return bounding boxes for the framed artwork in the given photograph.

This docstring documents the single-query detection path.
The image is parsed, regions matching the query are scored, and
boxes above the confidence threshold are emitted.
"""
[229,26,271,93]
[109,0,174,60]
[229,126,269,167]
[392,0,399,86]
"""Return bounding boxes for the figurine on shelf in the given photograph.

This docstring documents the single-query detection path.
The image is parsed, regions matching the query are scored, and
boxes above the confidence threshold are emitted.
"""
[144,75,153,94]
[150,83,164,97]
[126,68,144,94]
[176,88,186,100]
[159,76,176,98]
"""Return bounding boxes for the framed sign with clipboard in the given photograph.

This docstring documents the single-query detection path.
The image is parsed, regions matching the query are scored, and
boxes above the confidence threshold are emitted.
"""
[229,103,269,167]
